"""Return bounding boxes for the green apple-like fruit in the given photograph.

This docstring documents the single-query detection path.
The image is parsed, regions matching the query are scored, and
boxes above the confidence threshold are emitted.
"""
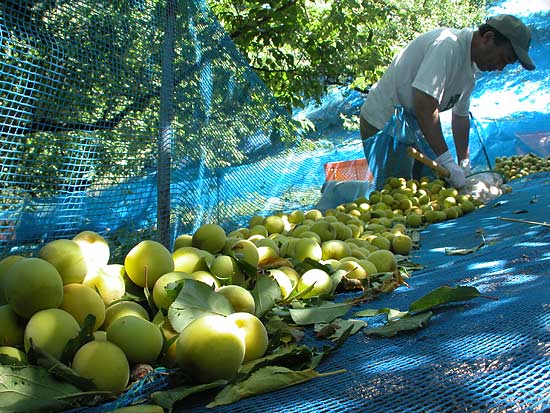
[192,223,226,254]
[0,255,24,304]
[367,250,397,273]
[72,230,110,279]
[175,314,246,383]
[0,304,25,346]
[0,346,27,363]
[216,285,255,314]
[263,215,285,234]
[84,264,126,306]
[125,240,175,288]
[309,221,336,242]
[230,239,259,268]
[257,245,280,266]
[172,246,209,273]
[173,234,193,251]
[102,301,150,331]
[72,340,130,395]
[107,315,163,364]
[293,238,322,262]
[5,258,64,319]
[269,269,293,299]
[338,260,367,280]
[24,308,80,359]
[39,239,88,284]
[321,240,352,260]
[191,270,221,289]
[227,312,268,362]
[209,255,244,286]
[61,283,106,331]
[152,271,192,311]
[296,268,332,298]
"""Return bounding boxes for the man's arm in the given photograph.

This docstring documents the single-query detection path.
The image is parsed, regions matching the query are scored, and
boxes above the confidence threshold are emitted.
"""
[451,112,470,163]
[412,88,447,156]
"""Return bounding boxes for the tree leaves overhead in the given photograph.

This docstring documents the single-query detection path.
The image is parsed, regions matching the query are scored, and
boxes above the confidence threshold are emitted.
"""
[210,0,490,108]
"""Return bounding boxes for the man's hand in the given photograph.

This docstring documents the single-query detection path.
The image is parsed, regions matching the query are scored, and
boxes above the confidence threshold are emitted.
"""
[436,151,466,188]
[459,158,472,176]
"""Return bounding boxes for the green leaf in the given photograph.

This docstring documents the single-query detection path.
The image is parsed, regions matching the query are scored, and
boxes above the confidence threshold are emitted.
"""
[0,365,106,413]
[289,301,352,325]
[238,345,314,376]
[60,314,96,365]
[150,380,226,410]
[168,279,234,333]
[408,286,483,314]
[251,273,282,319]
[364,312,433,337]
[314,318,367,341]
[28,342,97,392]
[207,366,344,408]
[355,307,408,321]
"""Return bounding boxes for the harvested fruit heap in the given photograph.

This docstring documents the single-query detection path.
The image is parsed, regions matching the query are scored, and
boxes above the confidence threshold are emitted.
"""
[494,153,550,181]
[0,174,502,412]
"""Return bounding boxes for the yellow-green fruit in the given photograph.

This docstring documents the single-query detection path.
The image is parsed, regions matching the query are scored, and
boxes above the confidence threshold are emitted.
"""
[191,271,221,289]
[102,301,150,331]
[269,269,293,299]
[216,285,256,314]
[406,213,422,228]
[305,209,323,221]
[296,269,332,298]
[293,238,322,262]
[152,271,192,311]
[5,258,64,319]
[172,246,209,273]
[192,223,226,254]
[367,250,397,273]
[230,239,259,268]
[321,240,352,260]
[0,304,25,346]
[107,315,163,364]
[278,266,301,288]
[392,234,413,255]
[370,236,391,251]
[24,308,80,359]
[461,200,476,213]
[173,234,193,251]
[248,215,264,228]
[175,314,246,383]
[0,255,24,304]
[288,210,305,224]
[357,259,378,276]
[338,260,367,280]
[0,346,27,363]
[125,240,175,289]
[39,239,88,284]
[93,330,107,341]
[72,230,110,279]
[309,221,336,242]
[263,215,285,234]
[227,312,269,362]
[72,340,130,395]
[61,283,106,331]
[85,264,126,306]
[210,255,244,286]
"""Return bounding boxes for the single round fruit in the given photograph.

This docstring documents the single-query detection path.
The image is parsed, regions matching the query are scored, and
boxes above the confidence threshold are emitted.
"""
[0,304,25,346]
[24,308,80,359]
[152,271,192,310]
[216,285,256,314]
[84,264,126,306]
[72,340,130,395]
[39,239,88,284]
[5,258,64,319]
[173,234,193,251]
[60,283,106,331]
[107,315,163,364]
[367,250,397,273]
[269,269,293,299]
[0,346,28,363]
[72,230,110,279]
[296,269,332,298]
[175,314,246,383]
[124,240,175,288]
[227,312,269,362]
[172,247,209,273]
[192,223,226,254]
[102,301,150,331]
[392,234,413,255]
[0,255,24,304]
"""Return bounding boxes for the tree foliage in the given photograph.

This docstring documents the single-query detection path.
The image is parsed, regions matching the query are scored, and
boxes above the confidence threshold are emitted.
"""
[210,0,492,109]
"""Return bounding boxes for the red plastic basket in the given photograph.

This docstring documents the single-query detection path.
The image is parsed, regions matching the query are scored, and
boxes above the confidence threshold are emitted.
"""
[324,158,372,181]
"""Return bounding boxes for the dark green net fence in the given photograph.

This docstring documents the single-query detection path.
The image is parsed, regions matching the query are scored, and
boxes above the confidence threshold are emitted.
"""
[0,0,335,256]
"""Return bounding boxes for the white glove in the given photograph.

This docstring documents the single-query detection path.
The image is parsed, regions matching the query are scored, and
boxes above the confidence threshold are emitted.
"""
[459,158,472,176]
[435,151,466,188]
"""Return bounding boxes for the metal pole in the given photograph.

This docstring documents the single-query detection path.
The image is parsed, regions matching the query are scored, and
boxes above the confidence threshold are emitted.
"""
[157,0,176,249]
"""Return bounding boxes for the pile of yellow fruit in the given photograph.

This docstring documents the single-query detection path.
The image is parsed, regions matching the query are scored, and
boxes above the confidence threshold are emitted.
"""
[494,153,550,181]
[0,175,481,410]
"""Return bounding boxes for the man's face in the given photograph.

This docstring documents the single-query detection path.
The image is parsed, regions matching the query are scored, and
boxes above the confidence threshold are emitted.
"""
[476,32,518,72]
